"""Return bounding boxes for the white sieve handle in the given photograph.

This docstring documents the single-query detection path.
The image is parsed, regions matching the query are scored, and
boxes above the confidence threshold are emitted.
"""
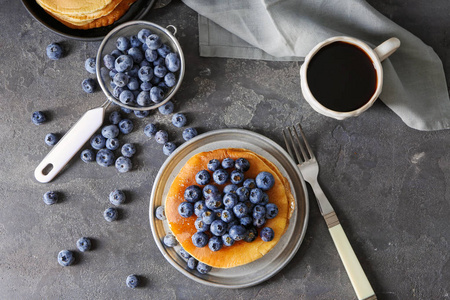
[34,106,106,183]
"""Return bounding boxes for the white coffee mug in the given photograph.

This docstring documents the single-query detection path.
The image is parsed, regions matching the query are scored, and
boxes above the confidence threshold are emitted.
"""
[300,36,400,120]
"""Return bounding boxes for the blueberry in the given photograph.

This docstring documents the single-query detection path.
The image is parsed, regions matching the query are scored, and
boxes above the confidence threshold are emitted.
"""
[195,170,211,186]
[221,234,234,247]
[265,203,278,219]
[153,57,165,67]
[157,44,171,58]
[111,49,123,58]
[229,225,247,241]
[244,227,258,243]
[31,111,46,125]
[113,86,124,98]
[253,217,266,228]
[129,34,142,48]
[118,119,134,134]
[260,227,274,242]
[182,127,198,141]
[125,77,139,91]
[236,186,250,202]
[208,236,223,252]
[138,29,152,43]
[146,34,162,50]
[76,237,91,252]
[127,47,144,64]
[222,158,234,169]
[223,184,238,194]
[249,188,263,204]
[196,262,212,274]
[43,191,59,205]
[109,68,118,79]
[230,170,244,185]
[126,65,140,77]
[233,203,248,218]
[119,90,135,105]
[220,209,234,223]
[96,149,115,167]
[240,215,252,226]
[81,149,95,163]
[253,205,266,219]
[155,205,166,220]
[178,202,194,218]
[109,189,126,205]
[103,54,116,70]
[126,274,139,289]
[57,250,74,266]
[81,78,96,93]
[115,55,133,73]
[144,123,157,137]
[243,178,256,189]
[46,43,63,60]
[90,134,106,150]
[194,200,207,217]
[145,49,158,62]
[194,217,209,232]
[103,207,118,222]
[135,91,150,106]
[201,210,215,225]
[138,66,153,82]
[256,171,275,191]
[115,156,132,173]
[187,257,197,270]
[116,36,130,51]
[134,110,149,118]
[45,133,58,146]
[140,81,152,92]
[141,42,149,52]
[205,193,222,210]
[121,143,136,158]
[105,138,119,151]
[154,65,167,78]
[165,52,180,72]
[260,192,269,205]
[151,87,165,104]
[101,125,119,139]
[155,130,168,144]
[171,113,187,128]
[212,169,228,185]
[223,193,238,209]
[184,185,202,203]
[192,232,209,248]
[235,158,250,172]
[163,142,177,156]
[179,248,190,260]
[207,159,220,172]
[113,72,129,87]
[85,57,96,74]
[163,234,178,247]
[202,184,218,198]
[164,72,177,87]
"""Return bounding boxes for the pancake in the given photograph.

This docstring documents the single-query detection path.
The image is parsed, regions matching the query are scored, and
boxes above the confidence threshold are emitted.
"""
[165,148,295,268]
[35,0,117,17]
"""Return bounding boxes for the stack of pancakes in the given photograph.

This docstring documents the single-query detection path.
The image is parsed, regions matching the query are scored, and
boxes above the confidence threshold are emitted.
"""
[165,148,296,269]
[36,0,137,30]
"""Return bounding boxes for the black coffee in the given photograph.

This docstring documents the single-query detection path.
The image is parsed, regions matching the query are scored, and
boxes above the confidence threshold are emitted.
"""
[306,42,377,112]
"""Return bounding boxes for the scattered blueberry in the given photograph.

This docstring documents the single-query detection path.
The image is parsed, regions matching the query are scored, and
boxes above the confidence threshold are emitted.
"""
[57,250,74,266]
[155,130,168,144]
[126,274,139,289]
[116,36,130,51]
[137,29,152,43]
[253,217,266,228]
[202,184,219,198]
[196,262,212,274]
[212,169,228,185]
[235,158,250,172]
[127,47,144,64]
[101,125,119,139]
[110,49,122,58]
[146,34,162,50]
[134,110,149,118]
[236,186,250,202]
[106,137,120,150]
[145,49,158,62]
[109,189,126,206]
[201,210,215,225]
[210,220,227,236]
[103,54,115,70]
[222,233,235,247]
[85,57,96,74]
[115,156,132,173]
[90,134,106,150]
[194,218,209,232]
[121,143,136,157]
[249,188,263,204]
[140,81,152,92]
[244,227,258,243]
[223,184,238,194]
[194,200,207,217]
[103,207,119,222]
[81,78,96,93]
[240,215,252,227]
[153,65,167,78]
[163,234,178,247]
[230,170,244,185]
[208,236,223,252]
[81,149,95,163]
[171,113,186,128]
[187,257,197,270]
[243,178,256,189]
[220,209,234,223]
[31,111,46,125]
[178,202,194,218]
[182,127,198,141]
[260,227,275,242]
[179,247,190,259]
[157,44,171,58]
[207,159,220,172]
[155,205,166,220]
[222,158,234,169]
[265,203,279,219]
[229,224,247,241]
[46,43,63,60]
[96,149,115,167]
[184,185,202,203]
[43,191,59,205]
[151,87,166,104]
[138,66,153,82]
[165,52,181,72]
[195,170,211,185]
[164,72,177,87]
[163,142,177,156]
[76,237,92,252]
[253,205,266,219]
[192,232,209,248]
[136,91,151,106]
[119,90,135,105]
[118,119,134,134]
[115,55,133,73]
[144,123,157,137]
[45,133,58,146]
[113,72,129,87]
[223,193,238,209]
[255,171,275,191]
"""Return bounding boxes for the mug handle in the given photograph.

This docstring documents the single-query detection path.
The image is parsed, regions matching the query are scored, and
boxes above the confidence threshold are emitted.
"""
[374,37,401,62]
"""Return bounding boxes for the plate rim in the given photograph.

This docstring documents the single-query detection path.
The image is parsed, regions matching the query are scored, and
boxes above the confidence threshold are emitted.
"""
[149,128,310,288]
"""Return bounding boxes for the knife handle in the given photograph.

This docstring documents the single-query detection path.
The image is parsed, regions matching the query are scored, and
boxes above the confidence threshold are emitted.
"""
[327,217,377,300]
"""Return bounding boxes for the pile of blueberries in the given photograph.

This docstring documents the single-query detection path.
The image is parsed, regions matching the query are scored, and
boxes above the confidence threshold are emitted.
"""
[180,157,278,252]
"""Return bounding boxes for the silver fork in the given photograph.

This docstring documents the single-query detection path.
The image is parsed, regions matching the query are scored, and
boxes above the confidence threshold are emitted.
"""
[283,123,377,300]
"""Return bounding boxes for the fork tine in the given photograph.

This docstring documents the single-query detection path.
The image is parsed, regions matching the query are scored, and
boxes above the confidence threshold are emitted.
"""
[296,123,315,159]
[282,129,296,160]
[283,127,304,163]
[292,125,309,160]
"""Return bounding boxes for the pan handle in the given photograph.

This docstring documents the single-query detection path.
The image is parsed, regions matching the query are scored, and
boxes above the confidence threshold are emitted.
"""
[34,105,106,183]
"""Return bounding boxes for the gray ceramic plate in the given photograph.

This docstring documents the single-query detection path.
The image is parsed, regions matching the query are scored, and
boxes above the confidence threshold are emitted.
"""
[149,129,309,288]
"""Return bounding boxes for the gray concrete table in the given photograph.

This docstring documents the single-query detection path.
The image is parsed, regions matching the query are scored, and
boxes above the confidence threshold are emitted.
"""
[1,0,449,299]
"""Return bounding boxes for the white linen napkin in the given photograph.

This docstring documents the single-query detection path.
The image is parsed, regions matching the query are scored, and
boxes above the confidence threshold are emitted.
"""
[182,0,450,131]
